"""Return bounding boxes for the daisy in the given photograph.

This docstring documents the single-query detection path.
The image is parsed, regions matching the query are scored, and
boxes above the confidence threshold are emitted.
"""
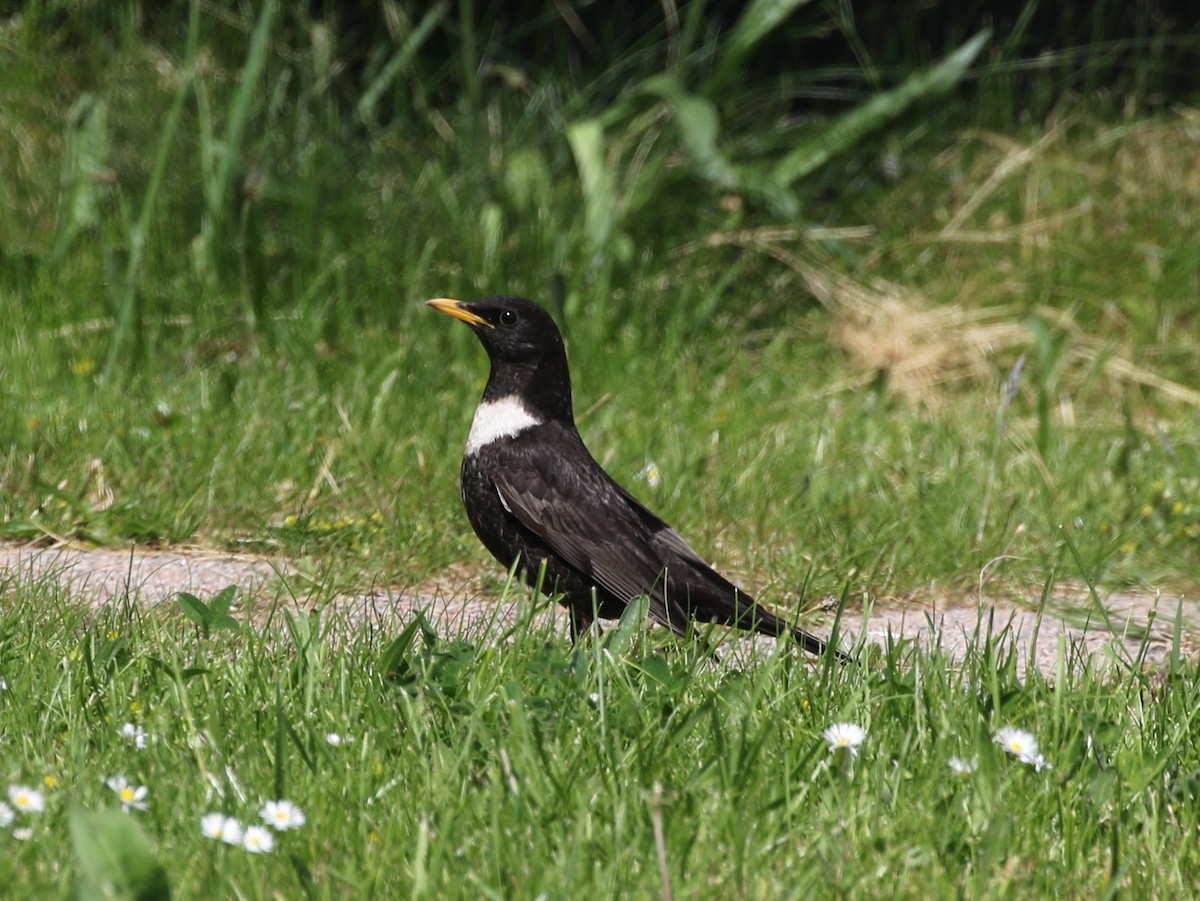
[12,827,33,841]
[0,801,13,828]
[260,800,306,832]
[325,732,353,747]
[1025,752,1053,772]
[106,775,149,812]
[993,726,1051,769]
[242,824,275,854]
[201,813,244,845]
[994,726,1037,759]
[120,723,149,750]
[948,756,978,774]
[823,722,868,756]
[7,785,45,814]
[636,461,662,488]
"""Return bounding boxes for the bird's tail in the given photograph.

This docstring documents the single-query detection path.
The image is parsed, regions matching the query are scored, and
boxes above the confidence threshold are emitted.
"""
[745,602,852,662]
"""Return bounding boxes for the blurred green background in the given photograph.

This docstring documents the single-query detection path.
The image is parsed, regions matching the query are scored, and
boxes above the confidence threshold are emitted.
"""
[1,0,1197,596]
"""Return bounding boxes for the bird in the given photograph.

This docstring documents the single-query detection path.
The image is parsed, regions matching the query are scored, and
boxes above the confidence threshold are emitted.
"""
[427,295,847,661]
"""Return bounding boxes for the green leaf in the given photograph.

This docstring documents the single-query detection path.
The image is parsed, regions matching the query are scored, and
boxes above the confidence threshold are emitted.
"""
[208,585,238,617]
[774,29,990,186]
[176,592,213,638]
[565,118,615,250]
[211,612,240,631]
[642,74,799,216]
[69,804,170,901]
[378,612,438,683]
[725,0,815,67]
[643,74,741,192]
[606,594,651,657]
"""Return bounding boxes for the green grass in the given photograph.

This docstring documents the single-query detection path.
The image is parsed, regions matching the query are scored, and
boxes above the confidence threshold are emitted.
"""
[2,3,1200,896]
[2,281,1196,596]
[2,575,1200,897]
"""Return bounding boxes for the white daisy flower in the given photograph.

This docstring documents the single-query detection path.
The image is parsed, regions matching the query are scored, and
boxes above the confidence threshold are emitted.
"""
[993,726,1050,768]
[106,775,149,812]
[994,726,1037,758]
[242,824,275,854]
[636,461,662,489]
[1025,752,1053,772]
[7,785,45,814]
[259,799,306,832]
[0,676,8,691]
[12,827,33,841]
[948,756,978,774]
[120,723,149,750]
[823,722,867,756]
[993,727,1052,769]
[325,732,352,747]
[200,812,225,839]
[0,801,14,828]
[201,813,244,845]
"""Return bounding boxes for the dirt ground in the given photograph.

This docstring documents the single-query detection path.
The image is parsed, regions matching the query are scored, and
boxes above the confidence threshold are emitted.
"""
[1,543,1195,675]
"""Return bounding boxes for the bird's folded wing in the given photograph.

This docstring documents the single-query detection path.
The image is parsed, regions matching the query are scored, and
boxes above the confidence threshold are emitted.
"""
[492,452,694,628]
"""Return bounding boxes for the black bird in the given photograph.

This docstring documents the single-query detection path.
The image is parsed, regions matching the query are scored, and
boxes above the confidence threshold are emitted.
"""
[428,295,846,660]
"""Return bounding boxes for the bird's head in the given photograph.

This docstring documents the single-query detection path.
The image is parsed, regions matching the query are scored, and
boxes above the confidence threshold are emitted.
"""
[427,295,573,419]
[426,296,565,364]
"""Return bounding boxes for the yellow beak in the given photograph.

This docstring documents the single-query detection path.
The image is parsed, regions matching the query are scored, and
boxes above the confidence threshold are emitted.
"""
[425,298,493,328]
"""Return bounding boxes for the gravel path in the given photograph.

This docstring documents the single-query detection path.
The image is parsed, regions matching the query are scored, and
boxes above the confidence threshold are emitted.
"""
[1,543,1195,674]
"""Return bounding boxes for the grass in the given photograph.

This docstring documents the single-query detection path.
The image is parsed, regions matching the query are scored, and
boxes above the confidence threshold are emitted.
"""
[2,3,1200,896]
[3,572,1200,898]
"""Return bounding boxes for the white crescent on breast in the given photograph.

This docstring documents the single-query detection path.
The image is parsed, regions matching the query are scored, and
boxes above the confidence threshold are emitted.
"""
[465,396,542,455]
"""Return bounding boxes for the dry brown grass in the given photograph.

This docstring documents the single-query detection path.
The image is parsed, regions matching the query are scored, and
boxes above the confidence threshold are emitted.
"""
[683,107,1200,413]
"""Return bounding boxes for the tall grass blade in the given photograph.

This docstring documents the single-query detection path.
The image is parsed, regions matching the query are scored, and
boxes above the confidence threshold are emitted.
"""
[357,2,448,124]
[566,118,614,250]
[194,1,276,280]
[102,0,200,379]
[52,94,109,260]
[774,30,990,186]
[720,0,815,76]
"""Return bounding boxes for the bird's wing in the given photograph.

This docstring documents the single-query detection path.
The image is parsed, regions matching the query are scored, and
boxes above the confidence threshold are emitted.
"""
[491,425,839,655]
[491,427,695,629]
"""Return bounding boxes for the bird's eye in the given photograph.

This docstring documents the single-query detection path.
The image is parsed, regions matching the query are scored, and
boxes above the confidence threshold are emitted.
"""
[499,309,518,327]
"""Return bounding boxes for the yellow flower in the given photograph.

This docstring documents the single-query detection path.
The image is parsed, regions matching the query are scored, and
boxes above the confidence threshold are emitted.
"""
[129,700,142,715]
[43,775,58,788]
[106,630,120,640]
[72,358,96,376]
